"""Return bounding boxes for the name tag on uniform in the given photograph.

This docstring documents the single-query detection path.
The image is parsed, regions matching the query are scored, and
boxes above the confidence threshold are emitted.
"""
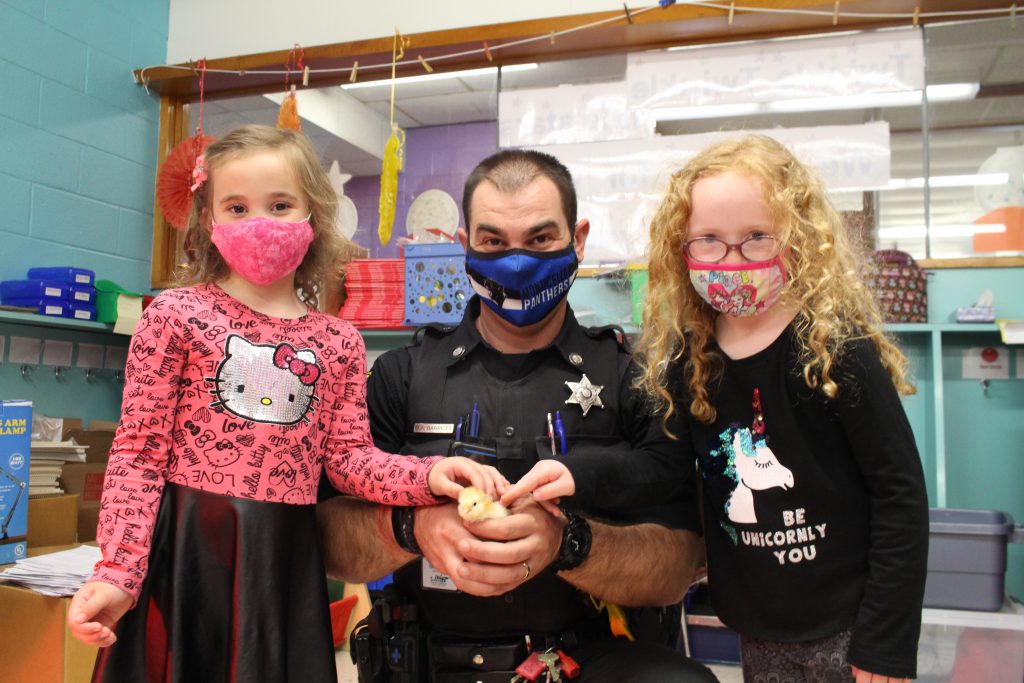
[421,558,458,592]
[413,422,454,434]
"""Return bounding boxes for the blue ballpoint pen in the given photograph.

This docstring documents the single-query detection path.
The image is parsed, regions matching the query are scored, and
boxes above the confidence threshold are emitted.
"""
[454,416,463,441]
[555,411,567,454]
[469,403,480,439]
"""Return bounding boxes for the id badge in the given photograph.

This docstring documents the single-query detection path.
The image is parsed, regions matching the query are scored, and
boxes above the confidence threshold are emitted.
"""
[421,558,459,592]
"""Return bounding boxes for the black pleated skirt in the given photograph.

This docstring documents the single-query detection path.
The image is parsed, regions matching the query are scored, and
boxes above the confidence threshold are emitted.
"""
[92,482,337,683]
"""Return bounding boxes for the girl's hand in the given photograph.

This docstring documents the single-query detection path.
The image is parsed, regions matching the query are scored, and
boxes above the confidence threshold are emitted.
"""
[428,456,508,500]
[499,460,574,516]
[851,666,910,683]
[67,580,133,647]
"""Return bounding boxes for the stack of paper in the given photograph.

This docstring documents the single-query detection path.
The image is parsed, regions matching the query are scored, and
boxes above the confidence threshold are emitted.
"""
[340,259,407,329]
[0,544,100,596]
[29,440,88,496]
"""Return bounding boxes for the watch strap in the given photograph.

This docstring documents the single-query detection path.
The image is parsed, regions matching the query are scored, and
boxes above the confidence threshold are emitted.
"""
[391,506,421,556]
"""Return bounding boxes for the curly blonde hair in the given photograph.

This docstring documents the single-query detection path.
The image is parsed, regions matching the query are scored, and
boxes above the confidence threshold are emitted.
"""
[179,124,343,309]
[636,134,915,427]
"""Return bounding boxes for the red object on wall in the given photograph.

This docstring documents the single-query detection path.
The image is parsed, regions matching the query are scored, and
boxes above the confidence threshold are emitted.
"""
[973,206,1024,253]
[330,594,359,647]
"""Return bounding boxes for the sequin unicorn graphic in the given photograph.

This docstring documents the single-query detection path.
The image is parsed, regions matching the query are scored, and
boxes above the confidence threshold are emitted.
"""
[704,388,795,530]
[208,335,320,425]
[723,428,793,524]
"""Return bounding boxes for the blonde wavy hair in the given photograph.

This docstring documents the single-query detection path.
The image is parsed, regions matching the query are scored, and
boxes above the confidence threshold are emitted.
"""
[636,134,915,427]
[179,124,343,309]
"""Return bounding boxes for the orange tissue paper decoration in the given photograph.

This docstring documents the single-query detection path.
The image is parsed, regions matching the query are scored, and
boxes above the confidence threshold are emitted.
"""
[276,91,301,131]
[156,135,215,230]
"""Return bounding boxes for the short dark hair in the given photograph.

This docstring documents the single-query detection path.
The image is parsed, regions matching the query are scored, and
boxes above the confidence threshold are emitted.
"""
[462,149,577,234]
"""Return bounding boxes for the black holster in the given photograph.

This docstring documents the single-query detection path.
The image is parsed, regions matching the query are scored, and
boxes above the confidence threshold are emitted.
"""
[351,587,425,683]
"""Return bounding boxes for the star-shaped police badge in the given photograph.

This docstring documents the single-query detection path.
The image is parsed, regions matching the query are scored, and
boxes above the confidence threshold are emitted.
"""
[565,374,604,416]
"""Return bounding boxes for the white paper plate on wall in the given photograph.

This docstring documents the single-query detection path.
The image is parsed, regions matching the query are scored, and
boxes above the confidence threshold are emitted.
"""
[406,189,459,243]
[328,160,358,239]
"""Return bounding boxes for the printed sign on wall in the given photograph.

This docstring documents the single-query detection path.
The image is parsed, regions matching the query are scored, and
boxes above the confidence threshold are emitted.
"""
[962,346,1010,380]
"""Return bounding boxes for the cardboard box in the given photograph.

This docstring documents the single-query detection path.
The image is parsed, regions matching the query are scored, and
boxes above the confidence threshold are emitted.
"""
[60,464,106,543]
[0,400,32,564]
[0,545,99,683]
[28,494,79,547]
[61,418,117,464]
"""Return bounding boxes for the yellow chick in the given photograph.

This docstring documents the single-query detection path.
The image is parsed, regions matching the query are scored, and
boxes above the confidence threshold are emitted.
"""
[458,486,509,522]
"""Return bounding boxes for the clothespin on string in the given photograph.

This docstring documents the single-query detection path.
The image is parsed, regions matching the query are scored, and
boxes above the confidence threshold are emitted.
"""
[728,2,735,26]
[1011,4,1017,30]
[417,54,433,73]
[483,40,493,61]
[912,6,921,28]
[302,65,310,87]
[349,61,359,83]
[623,4,634,24]
[833,1,841,26]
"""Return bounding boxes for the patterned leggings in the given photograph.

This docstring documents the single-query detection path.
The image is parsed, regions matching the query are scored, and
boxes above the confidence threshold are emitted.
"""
[739,628,854,683]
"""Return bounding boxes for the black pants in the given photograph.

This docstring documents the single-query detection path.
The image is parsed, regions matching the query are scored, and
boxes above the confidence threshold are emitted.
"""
[571,638,719,682]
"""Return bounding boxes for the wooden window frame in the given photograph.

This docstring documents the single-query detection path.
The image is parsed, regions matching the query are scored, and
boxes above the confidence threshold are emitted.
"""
[141,0,1014,287]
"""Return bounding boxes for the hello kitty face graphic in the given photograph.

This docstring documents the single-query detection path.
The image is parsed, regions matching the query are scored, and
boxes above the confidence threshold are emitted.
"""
[208,335,320,425]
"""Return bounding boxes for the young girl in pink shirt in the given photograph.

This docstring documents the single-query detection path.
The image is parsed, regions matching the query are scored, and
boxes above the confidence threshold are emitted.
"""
[68,124,505,682]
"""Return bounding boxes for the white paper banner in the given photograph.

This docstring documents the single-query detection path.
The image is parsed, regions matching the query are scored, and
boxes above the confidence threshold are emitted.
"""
[499,81,655,147]
[627,29,924,109]
[531,122,891,265]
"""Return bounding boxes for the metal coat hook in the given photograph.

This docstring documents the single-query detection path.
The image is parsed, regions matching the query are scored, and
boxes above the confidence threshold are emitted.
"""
[980,378,990,397]
[54,366,65,381]
[20,365,34,381]
[85,368,96,383]
[114,369,125,383]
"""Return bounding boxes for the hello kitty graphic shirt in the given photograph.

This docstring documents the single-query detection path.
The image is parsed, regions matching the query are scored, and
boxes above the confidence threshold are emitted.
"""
[91,284,442,598]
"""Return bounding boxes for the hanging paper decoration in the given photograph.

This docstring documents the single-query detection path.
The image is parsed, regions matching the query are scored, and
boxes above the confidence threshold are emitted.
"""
[377,124,405,245]
[156,59,215,230]
[376,29,410,246]
[157,134,215,230]
[276,44,304,132]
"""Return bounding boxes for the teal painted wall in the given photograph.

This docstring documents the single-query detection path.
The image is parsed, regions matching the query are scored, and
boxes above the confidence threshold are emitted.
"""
[0,0,168,293]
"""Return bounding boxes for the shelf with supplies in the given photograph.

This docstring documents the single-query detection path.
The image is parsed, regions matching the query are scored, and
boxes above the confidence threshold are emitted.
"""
[0,309,129,424]
[0,309,115,334]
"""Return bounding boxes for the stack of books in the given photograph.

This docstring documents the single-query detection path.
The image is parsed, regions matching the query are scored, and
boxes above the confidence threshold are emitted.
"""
[339,259,407,329]
[29,440,88,496]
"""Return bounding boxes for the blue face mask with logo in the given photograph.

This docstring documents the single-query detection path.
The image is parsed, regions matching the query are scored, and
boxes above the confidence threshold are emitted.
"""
[465,244,579,326]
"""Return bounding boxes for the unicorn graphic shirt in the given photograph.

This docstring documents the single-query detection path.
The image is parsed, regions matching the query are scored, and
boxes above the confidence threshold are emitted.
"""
[685,324,928,667]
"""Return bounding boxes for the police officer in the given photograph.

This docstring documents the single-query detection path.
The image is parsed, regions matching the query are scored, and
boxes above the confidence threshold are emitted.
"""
[319,150,715,682]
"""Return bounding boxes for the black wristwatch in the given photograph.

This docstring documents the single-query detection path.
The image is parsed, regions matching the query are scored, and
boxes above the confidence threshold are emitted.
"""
[549,511,592,572]
[392,506,421,556]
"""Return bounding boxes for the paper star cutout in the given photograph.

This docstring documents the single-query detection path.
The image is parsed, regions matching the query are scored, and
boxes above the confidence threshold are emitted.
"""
[565,373,604,417]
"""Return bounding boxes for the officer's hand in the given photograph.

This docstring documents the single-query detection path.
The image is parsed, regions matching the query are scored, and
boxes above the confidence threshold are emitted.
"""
[454,497,564,596]
[413,502,478,583]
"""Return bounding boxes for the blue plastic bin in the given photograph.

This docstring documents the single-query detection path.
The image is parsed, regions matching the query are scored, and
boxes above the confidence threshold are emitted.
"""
[67,284,97,304]
[2,297,69,317]
[403,242,471,325]
[27,266,95,286]
[0,279,69,303]
[66,303,97,321]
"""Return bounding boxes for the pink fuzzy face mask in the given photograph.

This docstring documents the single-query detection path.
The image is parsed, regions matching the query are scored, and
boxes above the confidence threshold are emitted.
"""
[210,215,314,286]
[686,256,787,318]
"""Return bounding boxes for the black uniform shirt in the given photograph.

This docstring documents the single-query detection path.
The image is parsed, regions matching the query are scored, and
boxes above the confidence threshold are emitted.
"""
[364,298,701,637]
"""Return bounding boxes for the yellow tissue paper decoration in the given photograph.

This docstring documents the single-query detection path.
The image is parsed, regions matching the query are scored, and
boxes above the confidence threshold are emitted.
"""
[377,124,405,246]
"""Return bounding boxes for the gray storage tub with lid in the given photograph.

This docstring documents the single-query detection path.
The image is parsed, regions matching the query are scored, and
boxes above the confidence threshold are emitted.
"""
[925,508,1024,611]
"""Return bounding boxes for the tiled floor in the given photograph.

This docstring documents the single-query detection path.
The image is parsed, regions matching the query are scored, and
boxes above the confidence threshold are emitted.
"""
[337,650,744,682]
